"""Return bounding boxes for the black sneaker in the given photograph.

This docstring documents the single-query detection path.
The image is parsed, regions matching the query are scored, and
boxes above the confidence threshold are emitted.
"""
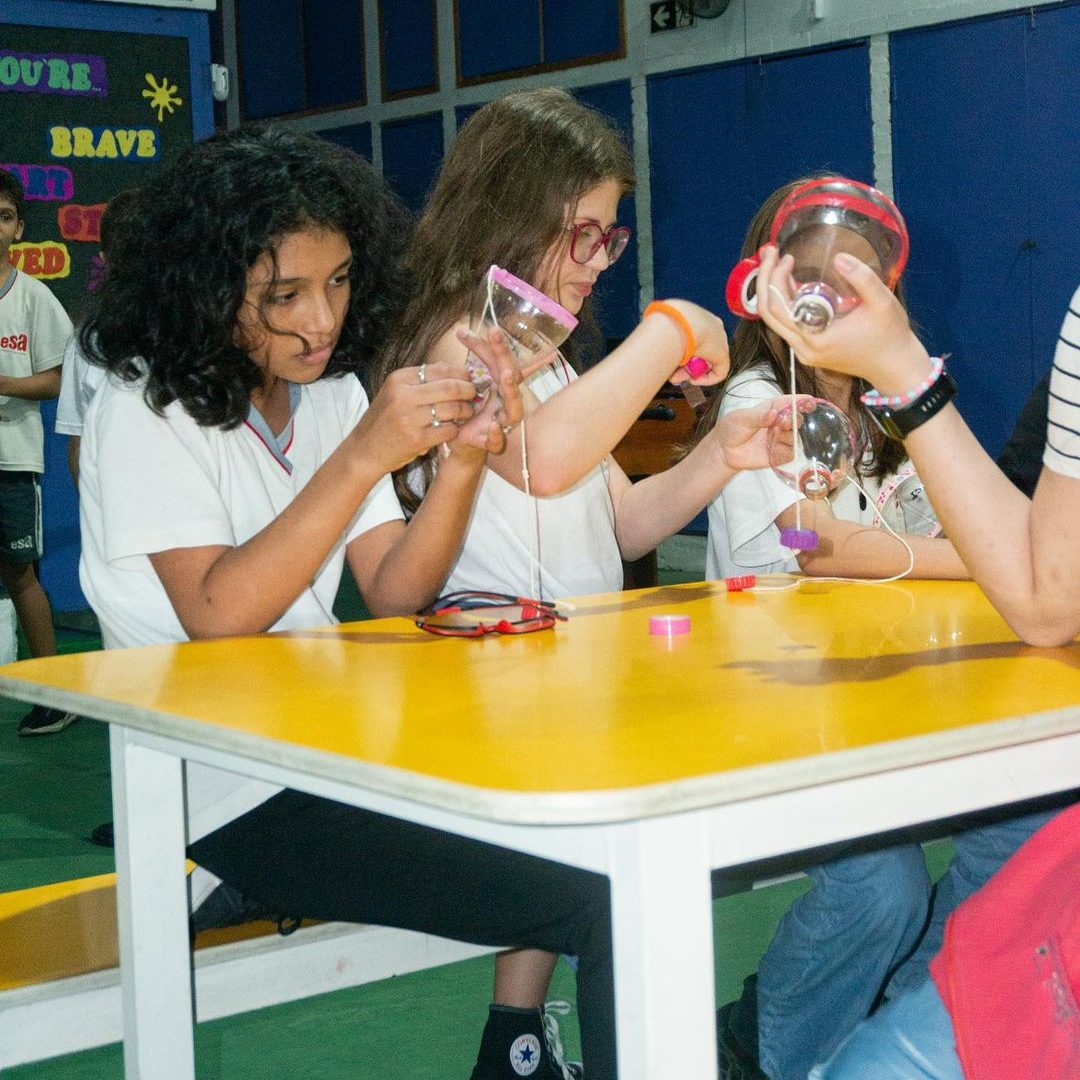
[189,880,302,938]
[470,1002,583,1080]
[717,1002,768,1080]
[18,705,79,736]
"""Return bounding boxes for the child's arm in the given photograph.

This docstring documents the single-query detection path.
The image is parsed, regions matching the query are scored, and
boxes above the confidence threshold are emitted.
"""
[755,247,1080,644]
[775,500,969,579]
[351,355,524,616]
[606,399,782,561]
[448,299,729,496]
[13,287,71,401]
[0,366,61,401]
[151,360,516,638]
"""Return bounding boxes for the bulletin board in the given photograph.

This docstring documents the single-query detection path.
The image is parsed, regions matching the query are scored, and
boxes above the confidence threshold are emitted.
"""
[2,21,195,319]
[3,0,214,613]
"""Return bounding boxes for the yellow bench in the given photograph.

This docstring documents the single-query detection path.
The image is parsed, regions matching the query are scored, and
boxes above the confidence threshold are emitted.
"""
[0,873,497,1068]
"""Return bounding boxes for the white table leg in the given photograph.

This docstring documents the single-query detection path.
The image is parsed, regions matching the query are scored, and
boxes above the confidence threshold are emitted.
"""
[110,727,195,1080]
[607,815,717,1080]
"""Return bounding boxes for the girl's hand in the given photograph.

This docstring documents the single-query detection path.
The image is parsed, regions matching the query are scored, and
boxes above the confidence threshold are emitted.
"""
[755,246,932,394]
[353,361,478,474]
[451,327,526,453]
[713,397,789,472]
[655,300,730,385]
[456,324,555,382]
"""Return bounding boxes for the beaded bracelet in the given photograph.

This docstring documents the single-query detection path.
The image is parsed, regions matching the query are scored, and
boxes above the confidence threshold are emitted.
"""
[643,300,697,368]
[859,355,945,409]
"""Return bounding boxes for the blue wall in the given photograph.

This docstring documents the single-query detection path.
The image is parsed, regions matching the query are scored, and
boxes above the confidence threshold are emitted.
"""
[649,43,874,314]
[892,3,1080,454]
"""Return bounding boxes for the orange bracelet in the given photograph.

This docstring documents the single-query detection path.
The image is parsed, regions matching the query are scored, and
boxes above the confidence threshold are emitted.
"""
[643,300,697,367]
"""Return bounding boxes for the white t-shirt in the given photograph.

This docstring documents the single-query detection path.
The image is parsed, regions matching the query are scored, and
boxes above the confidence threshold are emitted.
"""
[79,371,404,840]
[706,367,884,580]
[1043,283,1080,479]
[0,269,72,471]
[55,335,106,436]
[438,362,623,600]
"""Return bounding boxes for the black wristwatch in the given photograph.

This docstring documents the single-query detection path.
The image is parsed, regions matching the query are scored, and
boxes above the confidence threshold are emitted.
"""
[866,370,958,440]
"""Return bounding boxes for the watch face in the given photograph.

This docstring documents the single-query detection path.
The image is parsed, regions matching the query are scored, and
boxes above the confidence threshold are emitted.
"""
[868,407,904,442]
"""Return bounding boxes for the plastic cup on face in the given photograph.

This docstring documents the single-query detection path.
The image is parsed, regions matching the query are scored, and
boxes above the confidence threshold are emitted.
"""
[480,265,578,365]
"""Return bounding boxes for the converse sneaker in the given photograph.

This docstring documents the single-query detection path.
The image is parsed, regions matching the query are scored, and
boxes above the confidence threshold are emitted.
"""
[17,705,79,736]
[470,1003,583,1080]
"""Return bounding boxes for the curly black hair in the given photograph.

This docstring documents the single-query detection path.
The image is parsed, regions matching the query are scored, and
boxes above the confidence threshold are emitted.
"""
[82,122,411,428]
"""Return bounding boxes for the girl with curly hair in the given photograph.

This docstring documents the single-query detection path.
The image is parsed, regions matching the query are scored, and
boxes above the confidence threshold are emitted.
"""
[373,87,783,1080]
[78,120,628,1078]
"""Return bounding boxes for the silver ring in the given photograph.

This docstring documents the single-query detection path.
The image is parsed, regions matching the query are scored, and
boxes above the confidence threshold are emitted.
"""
[417,363,427,384]
[428,405,442,428]
[501,424,515,435]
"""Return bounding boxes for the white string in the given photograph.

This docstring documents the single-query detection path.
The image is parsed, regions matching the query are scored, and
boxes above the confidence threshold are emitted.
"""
[757,282,916,590]
[481,263,580,606]
[788,341,802,535]
[519,417,543,601]
[747,477,916,592]
[769,282,803,536]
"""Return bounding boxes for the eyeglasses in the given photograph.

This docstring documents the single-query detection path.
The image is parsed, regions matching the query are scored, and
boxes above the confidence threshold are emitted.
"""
[568,222,632,267]
[415,590,567,637]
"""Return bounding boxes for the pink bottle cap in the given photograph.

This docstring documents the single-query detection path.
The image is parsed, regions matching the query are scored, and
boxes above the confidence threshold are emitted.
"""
[684,356,711,379]
[648,614,691,637]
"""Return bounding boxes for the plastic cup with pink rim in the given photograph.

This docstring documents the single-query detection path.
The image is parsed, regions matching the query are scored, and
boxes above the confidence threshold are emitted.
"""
[469,265,580,396]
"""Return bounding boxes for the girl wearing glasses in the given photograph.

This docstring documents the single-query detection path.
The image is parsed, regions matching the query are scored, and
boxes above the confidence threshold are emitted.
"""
[373,86,785,1080]
[73,122,644,1080]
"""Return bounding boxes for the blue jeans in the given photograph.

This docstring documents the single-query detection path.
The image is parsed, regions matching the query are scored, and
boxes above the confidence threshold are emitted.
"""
[755,846,930,1080]
[809,977,963,1080]
[750,809,1055,1080]
[885,807,1057,999]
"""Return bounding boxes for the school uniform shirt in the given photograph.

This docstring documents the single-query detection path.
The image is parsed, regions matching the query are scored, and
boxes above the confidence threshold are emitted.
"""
[435,362,623,600]
[1042,283,1080,479]
[0,269,72,471]
[705,366,883,580]
[79,371,404,841]
[55,334,106,436]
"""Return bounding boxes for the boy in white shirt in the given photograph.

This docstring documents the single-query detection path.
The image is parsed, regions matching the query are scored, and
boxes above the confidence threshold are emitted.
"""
[0,169,77,735]
[55,188,141,487]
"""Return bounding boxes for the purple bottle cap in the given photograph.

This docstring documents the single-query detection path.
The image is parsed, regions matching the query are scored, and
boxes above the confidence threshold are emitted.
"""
[780,527,819,551]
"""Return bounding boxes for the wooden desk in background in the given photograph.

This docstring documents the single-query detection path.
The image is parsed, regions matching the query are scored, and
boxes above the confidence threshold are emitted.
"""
[2,580,1080,1079]
[612,389,702,587]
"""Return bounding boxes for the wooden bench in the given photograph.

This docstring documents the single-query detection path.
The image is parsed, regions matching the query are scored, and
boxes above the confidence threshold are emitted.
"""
[0,873,498,1068]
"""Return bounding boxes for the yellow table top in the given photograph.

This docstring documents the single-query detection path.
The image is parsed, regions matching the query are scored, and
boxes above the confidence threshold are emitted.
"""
[2,581,1079,820]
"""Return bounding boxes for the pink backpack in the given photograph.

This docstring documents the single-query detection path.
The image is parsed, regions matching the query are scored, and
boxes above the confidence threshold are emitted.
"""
[930,801,1080,1079]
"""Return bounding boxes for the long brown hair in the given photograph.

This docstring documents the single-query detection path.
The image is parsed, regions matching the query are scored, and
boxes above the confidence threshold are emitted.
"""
[372,87,635,510]
[685,176,906,481]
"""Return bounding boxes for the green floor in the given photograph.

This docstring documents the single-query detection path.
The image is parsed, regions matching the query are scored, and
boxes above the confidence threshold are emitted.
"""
[1,582,948,1079]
